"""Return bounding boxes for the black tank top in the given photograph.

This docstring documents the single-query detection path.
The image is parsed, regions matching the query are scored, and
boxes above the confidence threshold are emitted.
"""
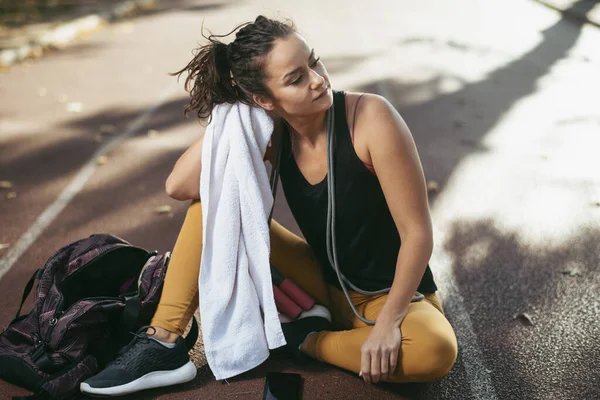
[279,90,437,293]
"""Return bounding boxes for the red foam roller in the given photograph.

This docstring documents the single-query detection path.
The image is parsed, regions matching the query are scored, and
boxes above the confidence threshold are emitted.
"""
[273,284,303,320]
[279,278,316,311]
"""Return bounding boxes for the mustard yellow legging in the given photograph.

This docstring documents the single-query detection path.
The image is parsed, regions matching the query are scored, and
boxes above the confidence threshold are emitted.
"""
[151,200,458,382]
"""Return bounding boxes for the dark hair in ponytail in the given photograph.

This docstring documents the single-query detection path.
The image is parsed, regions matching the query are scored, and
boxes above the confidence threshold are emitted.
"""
[170,15,296,123]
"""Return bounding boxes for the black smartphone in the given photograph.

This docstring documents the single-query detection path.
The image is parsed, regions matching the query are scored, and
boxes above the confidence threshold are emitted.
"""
[262,372,303,400]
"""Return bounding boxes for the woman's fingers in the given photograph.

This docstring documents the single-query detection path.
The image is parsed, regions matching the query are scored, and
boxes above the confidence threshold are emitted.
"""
[370,349,381,383]
[389,347,399,380]
[360,348,371,384]
[380,350,390,382]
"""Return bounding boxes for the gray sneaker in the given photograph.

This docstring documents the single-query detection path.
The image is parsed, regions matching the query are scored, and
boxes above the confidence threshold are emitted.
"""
[80,326,196,397]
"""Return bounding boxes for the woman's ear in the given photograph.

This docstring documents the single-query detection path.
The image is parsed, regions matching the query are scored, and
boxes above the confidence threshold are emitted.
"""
[253,94,276,111]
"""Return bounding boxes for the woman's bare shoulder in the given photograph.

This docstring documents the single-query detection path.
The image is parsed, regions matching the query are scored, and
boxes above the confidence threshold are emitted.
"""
[343,91,388,124]
[348,92,398,131]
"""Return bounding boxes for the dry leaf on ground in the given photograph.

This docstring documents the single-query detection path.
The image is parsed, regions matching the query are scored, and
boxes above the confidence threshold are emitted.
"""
[155,205,172,214]
[96,156,109,165]
[0,181,13,189]
[66,102,83,113]
[6,192,17,199]
[562,262,583,276]
[513,312,533,326]
[562,267,581,276]
[427,181,440,193]
[0,243,10,250]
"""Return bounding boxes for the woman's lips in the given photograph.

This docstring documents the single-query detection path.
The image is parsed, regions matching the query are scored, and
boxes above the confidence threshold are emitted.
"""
[314,86,330,101]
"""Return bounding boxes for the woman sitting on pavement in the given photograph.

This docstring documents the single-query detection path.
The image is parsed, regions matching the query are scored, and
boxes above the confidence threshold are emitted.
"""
[80,15,458,397]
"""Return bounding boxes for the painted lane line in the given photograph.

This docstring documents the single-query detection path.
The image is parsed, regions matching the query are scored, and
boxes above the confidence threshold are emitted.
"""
[0,83,177,282]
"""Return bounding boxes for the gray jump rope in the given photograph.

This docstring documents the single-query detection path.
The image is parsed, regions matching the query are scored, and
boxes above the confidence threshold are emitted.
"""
[268,104,424,326]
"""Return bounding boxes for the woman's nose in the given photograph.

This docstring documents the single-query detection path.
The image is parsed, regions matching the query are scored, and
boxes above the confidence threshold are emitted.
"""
[310,71,326,89]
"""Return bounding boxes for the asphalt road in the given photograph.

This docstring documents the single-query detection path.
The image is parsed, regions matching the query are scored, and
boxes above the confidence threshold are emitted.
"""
[1,0,599,399]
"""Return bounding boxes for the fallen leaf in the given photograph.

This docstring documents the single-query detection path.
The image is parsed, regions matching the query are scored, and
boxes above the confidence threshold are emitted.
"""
[100,124,117,134]
[67,102,83,113]
[0,181,13,189]
[562,268,580,276]
[6,192,17,199]
[31,47,43,59]
[97,156,109,165]
[562,263,582,276]
[0,243,10,250]
[38,87,47,97]
[513,312,533,325]
[155,205,172,214]
[147,129,160,137]
[427,181,440,193]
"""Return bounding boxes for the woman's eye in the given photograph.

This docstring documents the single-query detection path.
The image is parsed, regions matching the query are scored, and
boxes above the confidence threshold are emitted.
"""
[290,58,321,85]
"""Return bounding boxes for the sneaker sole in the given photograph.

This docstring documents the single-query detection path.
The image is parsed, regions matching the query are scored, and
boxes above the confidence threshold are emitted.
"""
[279,304,332,323]
[80,360,197,397]
[300,304,331,322]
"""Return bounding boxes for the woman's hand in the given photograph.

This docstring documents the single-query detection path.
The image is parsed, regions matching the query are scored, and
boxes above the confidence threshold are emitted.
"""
[359,321,402,384]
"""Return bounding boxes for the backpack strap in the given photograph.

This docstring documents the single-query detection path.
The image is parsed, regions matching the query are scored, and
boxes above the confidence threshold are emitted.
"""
[118,294,141,339]
[14,268,44,321]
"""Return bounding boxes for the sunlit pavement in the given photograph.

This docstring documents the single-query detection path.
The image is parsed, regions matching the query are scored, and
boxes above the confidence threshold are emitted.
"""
[1,0,599,398]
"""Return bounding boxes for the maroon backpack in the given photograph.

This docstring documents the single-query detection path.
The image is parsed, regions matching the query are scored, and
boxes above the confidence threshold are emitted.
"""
[0,233,198,400]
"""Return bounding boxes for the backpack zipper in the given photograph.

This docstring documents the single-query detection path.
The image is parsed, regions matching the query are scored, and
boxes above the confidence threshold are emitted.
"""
[33,295,127,363]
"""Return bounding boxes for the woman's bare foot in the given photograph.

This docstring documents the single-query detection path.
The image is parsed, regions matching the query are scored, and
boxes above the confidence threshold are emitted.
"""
[146,326,179,343]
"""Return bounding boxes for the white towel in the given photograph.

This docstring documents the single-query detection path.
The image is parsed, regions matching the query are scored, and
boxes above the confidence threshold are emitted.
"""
[198,101,287,381]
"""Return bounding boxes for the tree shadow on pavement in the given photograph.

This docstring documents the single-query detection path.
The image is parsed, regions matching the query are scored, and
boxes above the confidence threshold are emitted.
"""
[349,1,596,399]
[0,96,194,198]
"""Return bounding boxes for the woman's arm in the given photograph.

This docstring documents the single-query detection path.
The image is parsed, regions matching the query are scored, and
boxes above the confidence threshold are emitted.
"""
[165,118,282,201]
[165,134,204,201]
[359,94,434,326]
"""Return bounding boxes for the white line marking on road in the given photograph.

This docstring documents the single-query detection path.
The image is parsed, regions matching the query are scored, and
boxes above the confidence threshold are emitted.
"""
[0,83,178,282]
[430,241,499,400]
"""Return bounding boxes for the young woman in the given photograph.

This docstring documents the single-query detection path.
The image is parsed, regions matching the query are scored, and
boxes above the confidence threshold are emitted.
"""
[81,15,458,397]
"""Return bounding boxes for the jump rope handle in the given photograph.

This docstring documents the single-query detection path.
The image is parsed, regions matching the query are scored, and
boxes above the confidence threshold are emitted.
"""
[271,265,316,319]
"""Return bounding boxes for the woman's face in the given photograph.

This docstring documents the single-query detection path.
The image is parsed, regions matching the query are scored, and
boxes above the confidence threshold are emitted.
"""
[257,32,333,118]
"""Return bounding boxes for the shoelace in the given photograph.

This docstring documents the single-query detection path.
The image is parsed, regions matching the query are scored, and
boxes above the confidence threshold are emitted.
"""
[109,325,156,366]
